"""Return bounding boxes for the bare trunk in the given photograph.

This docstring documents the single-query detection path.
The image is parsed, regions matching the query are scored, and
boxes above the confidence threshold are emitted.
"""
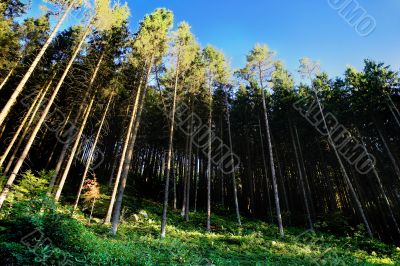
[108,142,121,188]
[0,2,75,126]
[104,63,148,224]
[1,76,54,168]
[206,81,213,231]
[161,58,180,238]
[289,120,313,230]
[54,93,96,201]
[0,27,90,208]
[0,65,16,91]
[173,154,177,209]
[185,100,194,221]
[49,49,104,192]
[111,62,151,235]
[89,199,96,225]
[375,120,400,182]
[53,49,106,200]
[73,94,113,211]
[357,129,400,235]
[258,119,273,222]
[224,87,241,225]
[294,124,315,219]
[262,89,284,237]
[311,87,373,238]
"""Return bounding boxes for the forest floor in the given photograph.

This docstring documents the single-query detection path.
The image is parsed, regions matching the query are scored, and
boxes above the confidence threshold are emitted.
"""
[1,197,400,265]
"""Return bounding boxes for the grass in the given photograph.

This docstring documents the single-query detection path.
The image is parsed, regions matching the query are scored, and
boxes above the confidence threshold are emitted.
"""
[1,198,400,265]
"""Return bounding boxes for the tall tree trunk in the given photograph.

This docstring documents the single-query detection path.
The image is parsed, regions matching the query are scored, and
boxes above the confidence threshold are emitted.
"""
[258,119,273,221]
[89,198,96,225]
[111,73,148,235]
[161,58,180,238]
[73,94,113,211]
[311,90,373,238]
[194,148,199,212]
[206,80,213,231]
[104,60,149,224]
[374,120,400,182]
[49,50,105,191]
[224,87,241,225]
[0,64,16,91]
[108,141,121,187]
[173,153,177,209]
[357,129,400,235]
[0,76,54,168]
[0,27,90,208]
[289,120,313,230]
[185,99,194,221]
[54,93,96,201]
[262,89,284,237]
[0,2,75,127]
[294,124,315,219]
[386,94,400,129]
[53,48,106,200]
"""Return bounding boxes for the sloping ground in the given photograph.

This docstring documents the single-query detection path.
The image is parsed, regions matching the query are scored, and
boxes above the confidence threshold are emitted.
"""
[1,199,399,265]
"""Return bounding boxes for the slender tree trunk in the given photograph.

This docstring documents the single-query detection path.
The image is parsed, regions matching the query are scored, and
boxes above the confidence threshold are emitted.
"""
[108,142,121,188]
[0,27,90,208]
[173,153,177,209]
[89,199,96,225]
[386,94,400,129]
[261,89,284,237]
[49,50,104,191]
[73,94,113,211]
[161,58,180,238]
[224,87,241,225]
[111,88,146,234]
[206,80,213,231]
[54,93,96,201]
[357,129,400,235]
[55,47,105,201]
[185,99,194,221]
[0,65,16,91]
[311,87,373,238]
[194,149,199,212]
[111,59,152,235]
[374,120,400,182]
[104,62,148,224]
[294,124,315,219]
[258,119,273,222]
[0,76,54,168]
[181,145,188,216]
[0,2,75,127]
[289,120,313,230]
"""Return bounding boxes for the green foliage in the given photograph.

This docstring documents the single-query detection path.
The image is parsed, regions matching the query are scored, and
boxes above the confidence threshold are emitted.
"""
[172,21,199,76]
[1,199,398,265]
[94,0,130,31]
[12,170,52,200]
[2,170,55,218]
[203,45,230,84]
[132,8,173,64]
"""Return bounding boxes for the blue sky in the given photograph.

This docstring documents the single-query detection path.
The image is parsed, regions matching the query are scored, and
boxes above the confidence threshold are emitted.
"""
[28,0,400,80]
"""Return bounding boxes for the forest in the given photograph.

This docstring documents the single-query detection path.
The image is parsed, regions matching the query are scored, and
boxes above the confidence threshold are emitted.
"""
[0,0,400,265]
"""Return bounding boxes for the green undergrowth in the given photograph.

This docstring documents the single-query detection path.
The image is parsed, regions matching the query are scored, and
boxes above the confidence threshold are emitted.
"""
[0,197,399,265]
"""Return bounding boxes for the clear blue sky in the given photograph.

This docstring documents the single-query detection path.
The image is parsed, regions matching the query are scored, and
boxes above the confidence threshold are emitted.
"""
[29,0,400,80]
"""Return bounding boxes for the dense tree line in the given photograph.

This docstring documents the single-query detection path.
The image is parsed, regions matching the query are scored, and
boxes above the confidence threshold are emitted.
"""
[1,0,399,244]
